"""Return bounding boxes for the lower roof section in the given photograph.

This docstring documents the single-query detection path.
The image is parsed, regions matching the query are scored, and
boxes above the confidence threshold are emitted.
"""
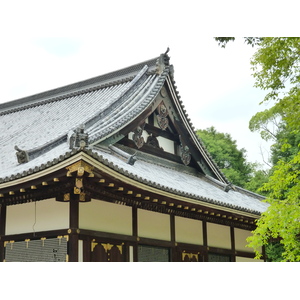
[0,143,268,217]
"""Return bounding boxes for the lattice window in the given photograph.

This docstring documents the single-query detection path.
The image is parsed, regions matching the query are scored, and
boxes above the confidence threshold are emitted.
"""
[208,253,231,262]
[138,245,170,262]
[4,237,68,262]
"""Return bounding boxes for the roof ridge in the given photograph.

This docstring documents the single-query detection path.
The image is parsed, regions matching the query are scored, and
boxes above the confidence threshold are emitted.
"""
[0,56,160,115]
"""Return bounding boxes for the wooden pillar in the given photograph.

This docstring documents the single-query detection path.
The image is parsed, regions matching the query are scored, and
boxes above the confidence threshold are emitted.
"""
[170,214,177,262]
[230,226,236,262]
[202,221,208,261]
[0,204,6,262]
[132,207,138,262]
[68,195,79,262]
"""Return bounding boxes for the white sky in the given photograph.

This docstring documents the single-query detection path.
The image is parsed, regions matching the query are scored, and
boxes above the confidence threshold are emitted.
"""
[0,1,292,168]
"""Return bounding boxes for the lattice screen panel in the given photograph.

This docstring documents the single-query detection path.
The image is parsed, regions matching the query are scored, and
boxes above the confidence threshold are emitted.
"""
[4,237,68,262]
[138,245,170,262]
[208,253,231,262]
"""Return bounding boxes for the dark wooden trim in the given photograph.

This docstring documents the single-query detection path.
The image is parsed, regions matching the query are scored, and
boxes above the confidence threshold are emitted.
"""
[0,205,6,262]
[144,123,179,142]
[170,214,175,242]
[79,229,136,242]
[235,250,256,259]
[132,206,138,262]
[120,137,183,164]
[82,237,91,262]
[69,195,79,229]
[68,193,79,262]
[132,206,138,237]
[0,205,6,236]
[230,226,236,262]
[170,214,176,261]
[202,221,208,261]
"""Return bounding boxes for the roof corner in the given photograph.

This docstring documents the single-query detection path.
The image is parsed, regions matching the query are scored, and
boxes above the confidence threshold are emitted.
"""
[156,48,171,75]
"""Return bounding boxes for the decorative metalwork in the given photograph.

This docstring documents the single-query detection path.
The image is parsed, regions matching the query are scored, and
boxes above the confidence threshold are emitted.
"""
[157,102,169,130]
[66,160,94,177]
[132,123,145,149]
[182,252,199,262]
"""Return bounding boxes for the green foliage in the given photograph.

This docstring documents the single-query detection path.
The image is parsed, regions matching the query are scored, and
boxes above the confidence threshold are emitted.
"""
[265,241,285,262]
[247,153,300,261]
[196,126,256,188]
[214,37,262,48]
[270,124,300,165]
[244,38,300,261]
[216,37,300,260]
[244,169,270,196]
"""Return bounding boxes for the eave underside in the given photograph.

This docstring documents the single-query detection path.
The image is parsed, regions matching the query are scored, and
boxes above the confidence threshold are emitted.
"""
[0,154,261,231]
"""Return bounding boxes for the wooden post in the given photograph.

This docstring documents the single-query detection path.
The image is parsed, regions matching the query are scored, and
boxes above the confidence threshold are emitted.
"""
[132,206,138,262]
[202,221,208,261]
[170,214,176,262]
[68,195,79,262]
[0,204,6,262]
[230,226,236,262]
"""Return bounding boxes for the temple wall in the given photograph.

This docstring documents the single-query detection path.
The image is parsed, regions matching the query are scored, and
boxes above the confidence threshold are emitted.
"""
[207,223,231,249]
[6,199,69,235]
[157,136,175,154]
[138,209,170,240]
[236,256,263,262]
[234,228,256,253]
[79,199,132,235]
[175,216,203,245]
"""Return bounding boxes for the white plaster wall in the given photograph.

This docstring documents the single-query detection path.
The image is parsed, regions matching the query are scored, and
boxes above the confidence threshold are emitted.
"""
[138,209,170,240]
[157,136,175,154]
[236,256,263,262]
[79,199,132,235]
[207,223,231,249]
[6,199,69,235]
[175,216,203,245]
[234,228,257,253]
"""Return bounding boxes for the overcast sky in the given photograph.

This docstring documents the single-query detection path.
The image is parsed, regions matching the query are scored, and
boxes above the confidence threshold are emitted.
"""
[0,1,287,168]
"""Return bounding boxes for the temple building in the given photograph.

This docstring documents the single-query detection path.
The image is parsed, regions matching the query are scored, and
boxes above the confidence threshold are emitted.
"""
[0,51,268,262]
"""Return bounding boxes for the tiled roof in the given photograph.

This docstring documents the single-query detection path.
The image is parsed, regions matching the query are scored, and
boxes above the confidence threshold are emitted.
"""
[90,146,267,215]
[0,57,164,180]
[0,52,268,215]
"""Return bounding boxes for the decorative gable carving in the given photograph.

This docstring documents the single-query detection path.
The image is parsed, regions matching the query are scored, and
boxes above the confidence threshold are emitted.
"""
[179,135,191,166]
[132,123,145,149]
[157,101,169,130]
[146,133,163,150]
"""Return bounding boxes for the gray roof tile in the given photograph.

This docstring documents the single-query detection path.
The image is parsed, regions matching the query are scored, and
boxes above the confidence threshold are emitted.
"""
[0,52,268,215]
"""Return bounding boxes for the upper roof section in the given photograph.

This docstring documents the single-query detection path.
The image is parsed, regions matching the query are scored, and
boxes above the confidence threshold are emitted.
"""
[0,50,227,184]
[0,55,161,114]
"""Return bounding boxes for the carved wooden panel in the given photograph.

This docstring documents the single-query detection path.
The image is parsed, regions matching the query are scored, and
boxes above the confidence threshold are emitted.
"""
[132,123,145,148]
[91,242,124,262]
[157,102,169,130]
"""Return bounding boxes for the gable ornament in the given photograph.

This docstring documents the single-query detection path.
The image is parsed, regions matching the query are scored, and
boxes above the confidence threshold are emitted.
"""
[69,125,89,150]
[132,123,145,149]
[146,133,163,150]
[179,136,191,166]
[15,146,29,164]
[157,102,169,131]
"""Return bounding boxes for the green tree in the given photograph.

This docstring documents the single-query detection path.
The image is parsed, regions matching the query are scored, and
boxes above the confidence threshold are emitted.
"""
[217,37,300,261]
[196,126,255,188]
[244,169,270,196]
